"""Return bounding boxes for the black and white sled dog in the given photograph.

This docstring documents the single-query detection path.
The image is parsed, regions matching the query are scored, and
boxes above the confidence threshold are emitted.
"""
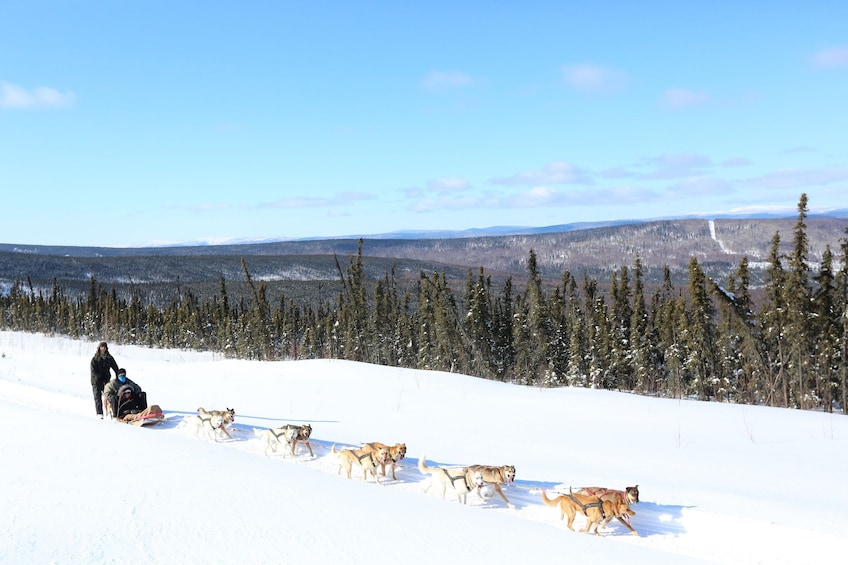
[189,407,235,441]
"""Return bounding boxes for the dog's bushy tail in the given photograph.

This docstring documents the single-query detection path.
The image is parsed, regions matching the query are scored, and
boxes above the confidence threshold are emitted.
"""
[540,489,561,508]
[418,455,430,474]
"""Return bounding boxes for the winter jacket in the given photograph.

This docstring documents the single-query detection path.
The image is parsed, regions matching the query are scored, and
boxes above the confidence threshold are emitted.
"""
[90,354,119,386]
[103,377,141,400]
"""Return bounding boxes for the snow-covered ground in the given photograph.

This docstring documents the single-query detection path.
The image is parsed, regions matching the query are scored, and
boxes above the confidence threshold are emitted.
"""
[2,330,847,564]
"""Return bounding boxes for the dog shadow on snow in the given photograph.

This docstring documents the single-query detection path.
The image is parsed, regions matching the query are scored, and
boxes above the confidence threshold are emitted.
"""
[515,480,691,537]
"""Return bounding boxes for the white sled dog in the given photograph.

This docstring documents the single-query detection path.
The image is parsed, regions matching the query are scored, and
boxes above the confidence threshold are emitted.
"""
[418,456,486,504]
[192,407,235,441]
[261,425,301,457]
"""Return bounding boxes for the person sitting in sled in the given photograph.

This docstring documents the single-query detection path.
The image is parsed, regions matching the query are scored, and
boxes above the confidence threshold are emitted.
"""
[103,368,147,419]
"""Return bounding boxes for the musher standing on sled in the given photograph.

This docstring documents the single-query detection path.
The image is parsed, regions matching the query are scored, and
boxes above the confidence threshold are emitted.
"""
[90,341,119,418]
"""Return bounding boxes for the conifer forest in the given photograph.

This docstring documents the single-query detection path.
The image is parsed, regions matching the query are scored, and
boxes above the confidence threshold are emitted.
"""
[2,194,847,413]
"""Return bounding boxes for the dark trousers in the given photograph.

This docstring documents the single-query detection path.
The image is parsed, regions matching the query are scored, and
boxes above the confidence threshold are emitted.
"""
[92,381,107,415]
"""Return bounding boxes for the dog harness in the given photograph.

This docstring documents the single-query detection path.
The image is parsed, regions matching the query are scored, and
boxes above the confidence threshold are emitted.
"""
[439,468,478,492]
[566,493,606,520]
[199,413,225,430]
[269,427,292,441]
[358,449,387,465]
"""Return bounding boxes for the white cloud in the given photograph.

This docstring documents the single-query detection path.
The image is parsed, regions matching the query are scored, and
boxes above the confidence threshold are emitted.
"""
[637,153,712,179]
[420,70,474,92]
[426,178,471,192]
[810,45,848,69]
[650,153,712,168]
[410,194,484,212]
[263,192,375,209]
[0,82,75,109]
[661,88,710,109]
[503,185,658,208]
[747,167,848,190]
[560,64,626,93]
[666,176,734,198]
[491,161,592,186]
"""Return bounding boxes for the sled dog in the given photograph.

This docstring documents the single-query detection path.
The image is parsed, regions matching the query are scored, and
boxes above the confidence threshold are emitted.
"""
[263,424,313,457]
[262,425,301,457]
[332,443,389,484]
[188,413,226,441]
[540,489,616,535]
[573,485,639,505]
[571,486,640,535]
[418,457,486,504]
[464,464,516,507]
[286,423,314,456]
[195,407,235,441]
[363,442,407,480]
[197,407,235,426]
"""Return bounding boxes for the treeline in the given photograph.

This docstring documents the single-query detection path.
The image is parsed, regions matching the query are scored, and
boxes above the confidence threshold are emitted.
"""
[2,194,846,413]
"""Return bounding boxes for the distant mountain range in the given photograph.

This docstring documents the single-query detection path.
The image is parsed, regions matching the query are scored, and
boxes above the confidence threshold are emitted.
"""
[5,209,847,255]
[3,212,848,308]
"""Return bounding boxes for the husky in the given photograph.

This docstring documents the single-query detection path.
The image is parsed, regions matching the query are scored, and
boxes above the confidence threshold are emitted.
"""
[464,464,516,508]
[418,457,486,504]
[194,407,235,441]
[332,443,389,484]
[362,442,407,480]
[261,425,301,457]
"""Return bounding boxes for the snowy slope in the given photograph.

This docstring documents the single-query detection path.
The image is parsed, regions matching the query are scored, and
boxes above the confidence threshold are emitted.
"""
[2,331,847,564]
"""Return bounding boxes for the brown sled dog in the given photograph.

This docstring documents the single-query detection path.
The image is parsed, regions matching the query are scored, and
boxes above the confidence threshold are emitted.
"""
[572,486,639,535]
[540,489,616,535]
[332,443,390,484]
[574,485,639,505]
[286,423,314,457]
[464,464,516,508]
[363,442,407,480]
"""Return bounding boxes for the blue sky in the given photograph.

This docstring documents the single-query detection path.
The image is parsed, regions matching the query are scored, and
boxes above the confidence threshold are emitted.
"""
[2,1,846,247]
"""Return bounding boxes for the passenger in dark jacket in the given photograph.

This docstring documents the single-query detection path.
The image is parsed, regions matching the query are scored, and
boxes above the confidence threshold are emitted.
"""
[90,341,119,417]
[103,368,144,418]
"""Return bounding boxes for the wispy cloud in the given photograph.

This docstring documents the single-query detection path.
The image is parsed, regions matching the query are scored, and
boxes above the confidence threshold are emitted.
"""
[560,64,626,93]
[409,194,488,212]
[779,145,817,154]
[747,167,848,190]
[809,45,848,69]
[666,176,734,198]
[637,153,712,179]
[408,184,658,213]
[0,82,75,109]
[426,178,471,192]
[502,185,656,208]
[722,158,751,167]
[661,88,710,109]
[420,70,475,92]
[490,161,592,186]
[262,191,376,209]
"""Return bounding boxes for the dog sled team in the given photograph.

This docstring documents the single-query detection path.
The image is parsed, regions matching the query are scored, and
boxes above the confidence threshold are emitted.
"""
[89,340,640,537]
[207,408,640,536]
